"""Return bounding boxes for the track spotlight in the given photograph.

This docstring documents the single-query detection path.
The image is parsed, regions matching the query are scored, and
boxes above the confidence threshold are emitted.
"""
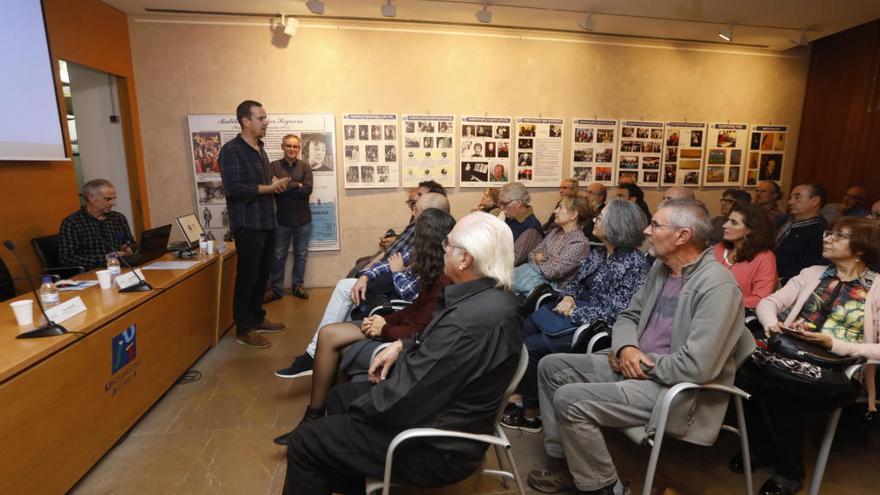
[578,12,595,32]
[475,4,492,24]
[283,15,299,36]
[381,0,396,18]
[790,30,809,46]
[718,24,733,42]
[306,0,325,15]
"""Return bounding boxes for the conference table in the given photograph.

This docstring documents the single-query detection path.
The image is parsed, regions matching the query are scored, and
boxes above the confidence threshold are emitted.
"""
[0,245,237,495]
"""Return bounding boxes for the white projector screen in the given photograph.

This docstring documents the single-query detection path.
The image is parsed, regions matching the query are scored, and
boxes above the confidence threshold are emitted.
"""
[0,0,67,161]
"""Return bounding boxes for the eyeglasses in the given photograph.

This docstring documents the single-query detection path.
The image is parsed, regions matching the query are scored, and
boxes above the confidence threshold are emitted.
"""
[823,230,851,241]
[498,199,517,208]
[442,238,465,251]
[405,199,416,207]
[649,220,676,231]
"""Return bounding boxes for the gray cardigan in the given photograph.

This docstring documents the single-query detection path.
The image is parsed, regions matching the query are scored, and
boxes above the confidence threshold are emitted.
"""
[612,248,755,445]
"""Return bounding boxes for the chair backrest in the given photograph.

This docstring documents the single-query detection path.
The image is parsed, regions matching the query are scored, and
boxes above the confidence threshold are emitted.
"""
[494,345,529,421]
[0,256,15,302]
[31,235,61,269]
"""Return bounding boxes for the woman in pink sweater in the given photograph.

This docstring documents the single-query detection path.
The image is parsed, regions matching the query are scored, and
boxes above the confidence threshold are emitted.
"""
[713,202,777,308]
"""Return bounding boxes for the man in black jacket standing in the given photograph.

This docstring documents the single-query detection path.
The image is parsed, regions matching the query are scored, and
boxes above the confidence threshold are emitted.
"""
[282,212,523,495]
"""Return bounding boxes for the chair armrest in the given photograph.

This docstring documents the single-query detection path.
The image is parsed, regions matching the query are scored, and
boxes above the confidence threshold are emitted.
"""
[845,359,880,380]
[586,331,610,354]
[647,382,751,441]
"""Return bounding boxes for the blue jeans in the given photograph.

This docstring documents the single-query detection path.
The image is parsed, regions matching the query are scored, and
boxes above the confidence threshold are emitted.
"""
[270,222,311,295]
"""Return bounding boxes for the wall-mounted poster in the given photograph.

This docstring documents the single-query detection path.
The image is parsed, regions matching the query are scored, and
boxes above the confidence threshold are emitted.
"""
[401,114,455,187]
[618,120,664,186]
[514,117,564,187]
[660,121,707,187]
[745,124,788,186]
[342,113,399,189]
[700,123,748,187]
[459,115,513,187]
[570,118,617,186]
[187,113,340,251]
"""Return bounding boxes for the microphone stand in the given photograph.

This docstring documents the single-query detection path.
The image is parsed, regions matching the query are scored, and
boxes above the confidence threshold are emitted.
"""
[3,240,67,339]
[107,235,152,293]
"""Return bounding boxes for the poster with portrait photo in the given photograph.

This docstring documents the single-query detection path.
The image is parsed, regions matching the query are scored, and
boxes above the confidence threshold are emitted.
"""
[619,119,664,186]
[342,113,399,189]
[570,118,617,186]
[700,123,747,187]
[459,116,512,188]
[187,113,339,250]
[402,114,456,187]
[515,116,564,187]
[746,124,788,186]
[660,121,706,187]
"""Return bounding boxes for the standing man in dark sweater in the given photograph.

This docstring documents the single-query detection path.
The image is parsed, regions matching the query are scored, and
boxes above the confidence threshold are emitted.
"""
[219,100,289,349]
[774,183,828,283]
[267,134,313,301]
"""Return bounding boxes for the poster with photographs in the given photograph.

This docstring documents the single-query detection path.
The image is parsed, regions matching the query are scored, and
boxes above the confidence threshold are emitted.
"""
[660,121,707,187]
[342,114,399,189]
[187,114,340,251]
[514,117,564,187]
[700,123,748,187]
[459,115,512,187]
[618,120,664,186]
[745,124,788,187]
[401,114,456,187]
[570,118,617,185]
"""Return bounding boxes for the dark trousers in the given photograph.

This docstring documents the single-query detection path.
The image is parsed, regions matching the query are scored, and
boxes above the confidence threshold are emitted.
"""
[518,317,575,410]
[232,228,274,335]
[283,382,480,495]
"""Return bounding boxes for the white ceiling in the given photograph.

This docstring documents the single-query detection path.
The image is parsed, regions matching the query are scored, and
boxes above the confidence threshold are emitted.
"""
[102,0,880,51]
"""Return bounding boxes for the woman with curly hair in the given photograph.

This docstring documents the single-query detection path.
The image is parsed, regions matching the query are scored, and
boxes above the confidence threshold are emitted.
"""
[273,208,456,444]
[713,202,778,308]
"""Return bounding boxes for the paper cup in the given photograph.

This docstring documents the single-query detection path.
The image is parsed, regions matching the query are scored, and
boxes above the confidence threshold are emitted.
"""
[10,300,34,326]
[96,269,113,289]
[206,240,215,255]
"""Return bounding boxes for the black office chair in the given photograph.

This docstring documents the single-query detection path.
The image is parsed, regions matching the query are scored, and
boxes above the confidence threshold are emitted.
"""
[0,256,15,302]
[31,234,86,280]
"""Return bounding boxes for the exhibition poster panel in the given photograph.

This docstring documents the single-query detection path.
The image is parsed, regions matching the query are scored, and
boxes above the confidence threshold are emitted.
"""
[571,118,617,186]
[515,117,564,187]
[660,121,707,187]
[341,114,400,189]
[700,123,748,187]
[746,124,788,187]
[401,114,456,187]
[459,115,513,187]
[618,120,664,186]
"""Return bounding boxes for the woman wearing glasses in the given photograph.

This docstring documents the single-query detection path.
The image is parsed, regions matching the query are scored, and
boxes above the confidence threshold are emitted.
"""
[735,217,880,495]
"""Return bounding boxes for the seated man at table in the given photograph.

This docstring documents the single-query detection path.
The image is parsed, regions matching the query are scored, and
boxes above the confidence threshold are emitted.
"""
[59,179,136,270]
[282,211,523,495]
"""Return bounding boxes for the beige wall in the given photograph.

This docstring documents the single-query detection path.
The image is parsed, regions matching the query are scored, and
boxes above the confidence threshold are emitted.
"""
[129,16,809,287]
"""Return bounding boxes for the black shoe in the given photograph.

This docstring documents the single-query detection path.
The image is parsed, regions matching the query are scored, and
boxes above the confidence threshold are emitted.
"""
[275,353,314,378]
[759,479,796,495]
[291,285,309,299]
[728,453,771,474]
[273,406,325,446]
[272,431,292,446]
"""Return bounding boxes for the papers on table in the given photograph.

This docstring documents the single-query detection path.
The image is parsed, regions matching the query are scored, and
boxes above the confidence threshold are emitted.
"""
[56,280,100,292]
[141,261,200,270]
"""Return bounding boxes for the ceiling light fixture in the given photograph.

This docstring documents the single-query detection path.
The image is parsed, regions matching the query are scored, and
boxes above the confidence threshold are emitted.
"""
[306,0,325,15]
[790,29,809,46]
[282,15,299,36]
[578,12,595,32]
[718,24,733,42]
[381,0,396,18]
[475,4,492,24]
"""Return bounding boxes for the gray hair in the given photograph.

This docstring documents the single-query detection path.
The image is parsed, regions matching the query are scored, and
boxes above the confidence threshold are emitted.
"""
[602,199,647,249]
[657,198,712,247]
[500,182,530,206]
[82,179,114,198]
[417,192,450,213]
[449,211,514,290]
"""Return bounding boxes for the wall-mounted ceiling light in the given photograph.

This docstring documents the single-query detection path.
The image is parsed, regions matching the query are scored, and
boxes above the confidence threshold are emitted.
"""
[718,24,733,42]
[790,29,809,46]
[306,0,325,15]
[283,15,299,36]
[475,4,492,24]
[578,12,595,32]
[381,0,396,18]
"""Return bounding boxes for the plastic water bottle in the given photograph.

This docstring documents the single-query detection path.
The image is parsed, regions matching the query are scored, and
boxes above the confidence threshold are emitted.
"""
[39,276,60,307]
[198,233,208,256]
[106,252,122,277]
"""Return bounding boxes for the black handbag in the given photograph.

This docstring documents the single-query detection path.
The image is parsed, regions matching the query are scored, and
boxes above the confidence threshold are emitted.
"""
[768,333,865,370]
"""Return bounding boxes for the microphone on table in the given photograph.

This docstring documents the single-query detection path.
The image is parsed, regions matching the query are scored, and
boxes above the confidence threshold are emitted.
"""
[109,234,152,293]
[3,240,68,339]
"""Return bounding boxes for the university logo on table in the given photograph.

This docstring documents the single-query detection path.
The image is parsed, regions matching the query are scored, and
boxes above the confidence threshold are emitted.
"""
[111,324,137,374]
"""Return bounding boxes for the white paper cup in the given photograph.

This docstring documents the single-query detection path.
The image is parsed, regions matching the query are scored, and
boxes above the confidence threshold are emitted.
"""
[11,300,34,326]
[96,269,113,289]
[206,240,215,255]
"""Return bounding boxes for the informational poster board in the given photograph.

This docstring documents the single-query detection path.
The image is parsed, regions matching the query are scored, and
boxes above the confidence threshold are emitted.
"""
[459,115,513,187]
[746,124,788,187]
[401,114,456,187]
[660,121,707,187]
[618,120,664,186]
[187,113,340,251]
[570,118,617,186]
[341,114,399,189]
[514,117,564,187]
[700,123,748,187]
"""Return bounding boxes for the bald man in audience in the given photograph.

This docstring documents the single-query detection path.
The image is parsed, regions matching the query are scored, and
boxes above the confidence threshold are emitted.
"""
[543,178,581,232]
[662,185,695,202]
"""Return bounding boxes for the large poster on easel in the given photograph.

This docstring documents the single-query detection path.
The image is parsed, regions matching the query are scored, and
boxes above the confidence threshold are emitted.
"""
[187,113,340,251]
[618,120,664,186]
[661,121,707,187]
[570,118,617,186]
[342,113,399,189]
[746,124,788,187]
[514,117,564,187]
[401,114,456,187]
[459,115,512,187]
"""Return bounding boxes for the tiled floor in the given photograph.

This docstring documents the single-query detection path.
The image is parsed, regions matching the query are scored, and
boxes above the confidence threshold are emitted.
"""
[71,289,880,494]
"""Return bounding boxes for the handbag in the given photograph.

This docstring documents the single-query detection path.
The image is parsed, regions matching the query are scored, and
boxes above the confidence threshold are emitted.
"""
[768,333,865,370]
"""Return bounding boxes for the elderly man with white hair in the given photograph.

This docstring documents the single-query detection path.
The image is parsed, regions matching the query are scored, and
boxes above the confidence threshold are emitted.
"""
[282,212,524,495]
[528,198,754,495]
